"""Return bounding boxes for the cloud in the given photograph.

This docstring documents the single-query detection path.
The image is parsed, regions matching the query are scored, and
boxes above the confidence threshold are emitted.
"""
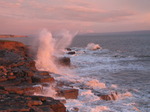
[0,0,135,23]
[0,0,149,34]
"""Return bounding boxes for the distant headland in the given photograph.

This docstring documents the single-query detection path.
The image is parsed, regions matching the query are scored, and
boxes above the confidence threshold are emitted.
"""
[0,35,27,38]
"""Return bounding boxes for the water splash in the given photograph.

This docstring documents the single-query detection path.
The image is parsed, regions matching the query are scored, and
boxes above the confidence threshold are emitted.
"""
[86,43,102,50]
[35,29,76,73]
[35,29,58,73]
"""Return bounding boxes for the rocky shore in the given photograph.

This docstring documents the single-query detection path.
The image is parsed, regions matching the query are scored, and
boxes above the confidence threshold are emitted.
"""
[0,40,123,112]
[0,41,69,112]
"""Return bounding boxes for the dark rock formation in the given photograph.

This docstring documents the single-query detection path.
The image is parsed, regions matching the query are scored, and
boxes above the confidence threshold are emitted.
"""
[0,41,67,112]
[57,57,71,66]
[98,92,119,101]
[67,51,76,55]
[0,94,66,112]
[65,48,72,51]
[57,88,79,99]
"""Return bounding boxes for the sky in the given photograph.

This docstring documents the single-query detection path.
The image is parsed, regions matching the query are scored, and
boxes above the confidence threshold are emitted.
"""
[0,0,150,35]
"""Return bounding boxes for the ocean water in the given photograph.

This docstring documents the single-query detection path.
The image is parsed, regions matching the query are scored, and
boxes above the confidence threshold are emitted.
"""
[1,31,150,112]
[60,32,150,112]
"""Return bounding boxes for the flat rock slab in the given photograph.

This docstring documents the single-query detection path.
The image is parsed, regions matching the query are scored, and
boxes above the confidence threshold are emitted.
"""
[57,88,79,99]
[32,74,55,83]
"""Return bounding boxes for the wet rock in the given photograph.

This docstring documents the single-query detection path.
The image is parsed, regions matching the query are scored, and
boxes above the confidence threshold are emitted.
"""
[30,96,66,112]
[71,107,79,112]
[43,99,66,112]
[98,92,118,100]
[0,94,66,112]
[57,88,79,99]
[67,51,76,55]
[32,74,55,83]
[59,99,67,104]
[36,71,50,76]
[66,48,72,51]
[58,57,71,66]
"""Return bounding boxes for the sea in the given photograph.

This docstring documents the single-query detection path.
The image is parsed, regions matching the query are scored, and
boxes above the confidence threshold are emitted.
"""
[1,30,150,112]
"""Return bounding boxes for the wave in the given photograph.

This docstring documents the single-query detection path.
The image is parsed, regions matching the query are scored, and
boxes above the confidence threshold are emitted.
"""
[86,43,102,50]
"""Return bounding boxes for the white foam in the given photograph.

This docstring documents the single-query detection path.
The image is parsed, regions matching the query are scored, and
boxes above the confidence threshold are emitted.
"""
[85,80,106,89]
[35,29,76,74]
[86,43,102,50]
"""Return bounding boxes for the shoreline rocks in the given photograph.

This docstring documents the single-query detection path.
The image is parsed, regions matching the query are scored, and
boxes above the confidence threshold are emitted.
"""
[0,41,67,112]
[0,94,66,112]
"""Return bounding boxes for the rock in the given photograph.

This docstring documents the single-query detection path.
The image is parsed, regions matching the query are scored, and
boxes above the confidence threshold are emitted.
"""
[32,74,55,83]
[7,75,16,80]
[25,60,37,71]
[58,57,71,66]
[0,89,9,94]
[31,106,54,112]
[30,96,66,112]
[27,100,43,106]
[98,92,118,100]
[71,107,79,112]
[0,76,7,82]
[0,41,67,112]
[0,41,28,56]
[0,78,22,87]
[0,105,30,112]
[67,51,75,55]
[66,48,72,51]
[4,84,42,95]
[57,88,79,99]
[0,94,66,112]
[42,99,66,112]
[36,71,50,76]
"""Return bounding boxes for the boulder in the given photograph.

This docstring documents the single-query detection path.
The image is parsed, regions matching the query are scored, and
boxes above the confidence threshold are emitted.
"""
[66,48,72,51]
[58,57,71,66]
[67,51,76,55]
[57,88,79,99]
[32,74,55,83]
[98,92,119,100]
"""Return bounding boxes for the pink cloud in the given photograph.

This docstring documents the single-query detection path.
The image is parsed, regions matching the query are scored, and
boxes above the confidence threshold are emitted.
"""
[0,0,149,34]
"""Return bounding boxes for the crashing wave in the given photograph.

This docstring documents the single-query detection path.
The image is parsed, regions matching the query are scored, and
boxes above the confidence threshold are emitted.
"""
[86,43,102,50]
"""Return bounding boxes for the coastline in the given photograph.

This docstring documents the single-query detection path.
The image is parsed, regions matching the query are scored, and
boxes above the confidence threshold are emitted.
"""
[0,35,28,38]
[0,40,67,112]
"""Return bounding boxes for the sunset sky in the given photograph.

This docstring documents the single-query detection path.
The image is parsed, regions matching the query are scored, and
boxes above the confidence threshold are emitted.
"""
[0,0,150,34]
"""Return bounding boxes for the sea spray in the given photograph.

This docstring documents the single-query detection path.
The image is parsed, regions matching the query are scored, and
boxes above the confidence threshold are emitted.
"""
[54,30,77,54]
[35,29,76,73]
[86,43,102,50]
[35,29,58,73]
